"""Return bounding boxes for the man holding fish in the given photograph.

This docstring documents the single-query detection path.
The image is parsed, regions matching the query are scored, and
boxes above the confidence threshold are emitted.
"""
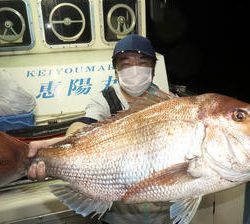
[27,34,173,224]
[1,48,250,224]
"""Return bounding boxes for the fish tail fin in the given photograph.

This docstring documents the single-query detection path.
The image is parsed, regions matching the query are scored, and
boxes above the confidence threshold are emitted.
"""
[0,132,29,187]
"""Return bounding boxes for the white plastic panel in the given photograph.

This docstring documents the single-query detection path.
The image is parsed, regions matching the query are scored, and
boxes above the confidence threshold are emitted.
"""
[0,50,169,117]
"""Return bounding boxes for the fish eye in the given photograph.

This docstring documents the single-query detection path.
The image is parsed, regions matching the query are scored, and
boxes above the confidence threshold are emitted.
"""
[232,109,248,122]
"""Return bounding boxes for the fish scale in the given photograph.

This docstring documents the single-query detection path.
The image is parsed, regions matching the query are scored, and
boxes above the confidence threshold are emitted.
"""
[36,119,205,203]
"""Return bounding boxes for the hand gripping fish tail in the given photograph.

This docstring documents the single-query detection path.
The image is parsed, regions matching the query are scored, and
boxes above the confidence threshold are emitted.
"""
[0,93,250,224]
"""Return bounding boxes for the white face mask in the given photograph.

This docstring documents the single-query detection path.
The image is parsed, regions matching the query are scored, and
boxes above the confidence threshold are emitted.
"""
[118,66,152,97]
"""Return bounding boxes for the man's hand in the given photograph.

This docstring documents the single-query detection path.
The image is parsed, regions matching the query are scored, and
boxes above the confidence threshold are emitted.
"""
[66,122,86,136]
[27,137,66,181]
[28,160,46,181]
[27,122,86,181]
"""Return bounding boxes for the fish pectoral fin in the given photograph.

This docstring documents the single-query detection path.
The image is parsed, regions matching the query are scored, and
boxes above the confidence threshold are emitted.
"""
[49,183,112,218]
[170,196,202,224]
[187,156,207,178]
[122,163,192,202]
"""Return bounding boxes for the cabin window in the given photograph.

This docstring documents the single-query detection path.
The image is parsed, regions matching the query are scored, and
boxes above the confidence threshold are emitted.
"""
[0,0,34,52]
[38,0,94,48]
[100,0,142,44]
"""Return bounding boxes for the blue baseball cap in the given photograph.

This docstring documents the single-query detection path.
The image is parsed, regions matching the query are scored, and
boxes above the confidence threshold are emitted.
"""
[112,34,157,66]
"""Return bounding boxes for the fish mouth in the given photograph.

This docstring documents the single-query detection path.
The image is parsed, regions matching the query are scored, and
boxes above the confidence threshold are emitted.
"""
[226,133,250,168]
[205,151,250,182]
[204,131,250,182]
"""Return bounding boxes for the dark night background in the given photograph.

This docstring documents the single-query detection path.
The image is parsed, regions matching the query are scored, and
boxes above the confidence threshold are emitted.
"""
[145,0,249,102]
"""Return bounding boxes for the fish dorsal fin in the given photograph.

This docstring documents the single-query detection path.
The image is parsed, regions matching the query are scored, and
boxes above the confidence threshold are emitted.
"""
[49,183,112,218]
[51,91,176,147]
[170,196,202,224]
[79,91,175,131]
[128,90,176,112]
